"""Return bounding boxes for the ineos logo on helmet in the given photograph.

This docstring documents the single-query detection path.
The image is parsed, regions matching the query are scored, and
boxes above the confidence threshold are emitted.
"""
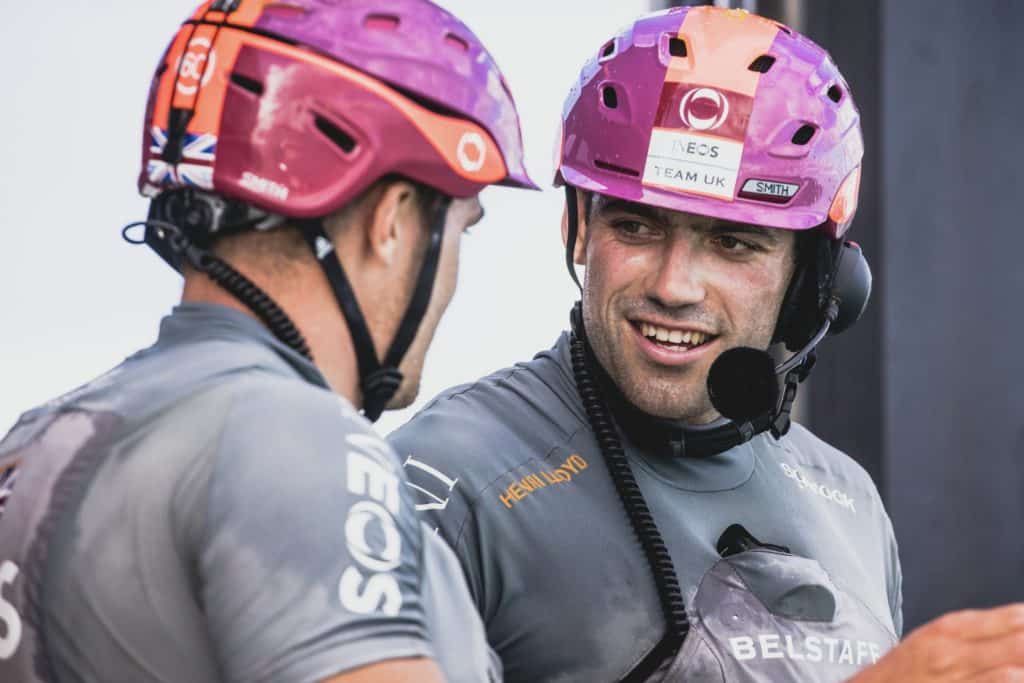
[175,37,216,96]
[456,131,487,173]
[679,87,730,132]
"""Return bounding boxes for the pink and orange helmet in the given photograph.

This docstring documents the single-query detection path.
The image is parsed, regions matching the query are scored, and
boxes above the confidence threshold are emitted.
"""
[140,0,536,218]
[555,5,862,239]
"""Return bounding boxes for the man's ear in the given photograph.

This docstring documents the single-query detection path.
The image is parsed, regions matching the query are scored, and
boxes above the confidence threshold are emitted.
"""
[560,190,589,266]
[366,180,419,266]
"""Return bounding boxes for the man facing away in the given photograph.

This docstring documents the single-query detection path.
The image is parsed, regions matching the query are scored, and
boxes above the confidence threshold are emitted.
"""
[0,1,536,681]
[391,6,1024,682]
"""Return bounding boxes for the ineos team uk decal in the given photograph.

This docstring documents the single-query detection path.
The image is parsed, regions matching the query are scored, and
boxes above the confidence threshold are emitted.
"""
[641,10,779,201]
[643,83,753,200]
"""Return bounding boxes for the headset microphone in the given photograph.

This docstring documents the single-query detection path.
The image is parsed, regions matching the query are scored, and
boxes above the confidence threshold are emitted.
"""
[707,298,839,425]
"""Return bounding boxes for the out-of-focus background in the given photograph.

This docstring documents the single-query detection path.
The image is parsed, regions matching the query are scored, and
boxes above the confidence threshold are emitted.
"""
[1,0,1020,632]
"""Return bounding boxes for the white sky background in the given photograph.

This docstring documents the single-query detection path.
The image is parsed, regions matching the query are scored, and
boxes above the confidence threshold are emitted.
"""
[0,0,647,434]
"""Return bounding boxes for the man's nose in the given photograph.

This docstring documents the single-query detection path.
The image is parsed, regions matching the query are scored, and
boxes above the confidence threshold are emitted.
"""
[647,236,706,309]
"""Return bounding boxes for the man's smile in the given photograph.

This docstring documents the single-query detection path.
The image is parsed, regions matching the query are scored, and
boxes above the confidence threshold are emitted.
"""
[627,318,720,367]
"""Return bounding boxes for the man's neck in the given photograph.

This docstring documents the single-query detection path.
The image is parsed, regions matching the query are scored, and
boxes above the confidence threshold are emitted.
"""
[181,265,361,406]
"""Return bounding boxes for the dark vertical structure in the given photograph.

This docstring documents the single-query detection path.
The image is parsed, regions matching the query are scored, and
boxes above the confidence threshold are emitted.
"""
[654,0,1024,630]
[879,0,1024,629]
[788,1,886,491]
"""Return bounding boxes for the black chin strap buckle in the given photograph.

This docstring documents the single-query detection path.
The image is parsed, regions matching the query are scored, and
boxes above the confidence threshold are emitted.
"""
[361,367,404,422]
[771,351,817,439]
[124,218,212,272]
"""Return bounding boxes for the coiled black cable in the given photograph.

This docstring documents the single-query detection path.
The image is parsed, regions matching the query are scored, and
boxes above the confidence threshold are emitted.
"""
[569,307,689,682]
[123,219,313,362]
[199,254,313,361]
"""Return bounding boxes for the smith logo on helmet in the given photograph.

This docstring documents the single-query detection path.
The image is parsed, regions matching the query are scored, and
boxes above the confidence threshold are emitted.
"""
[741,178,800,200]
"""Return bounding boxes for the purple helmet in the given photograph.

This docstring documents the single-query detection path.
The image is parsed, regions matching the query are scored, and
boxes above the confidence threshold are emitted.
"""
[140,0,536,217]
[555,5,862,238]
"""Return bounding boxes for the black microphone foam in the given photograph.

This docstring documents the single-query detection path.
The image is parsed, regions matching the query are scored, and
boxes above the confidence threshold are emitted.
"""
[707,347,780,423]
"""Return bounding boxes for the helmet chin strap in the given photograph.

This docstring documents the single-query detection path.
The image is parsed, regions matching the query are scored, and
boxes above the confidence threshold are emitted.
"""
[564,185,583,292]
[299,196,450,422]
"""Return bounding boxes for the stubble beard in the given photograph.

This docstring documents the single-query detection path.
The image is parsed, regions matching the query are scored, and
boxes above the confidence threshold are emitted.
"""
[582,298,780,424]
[582,299,720,423]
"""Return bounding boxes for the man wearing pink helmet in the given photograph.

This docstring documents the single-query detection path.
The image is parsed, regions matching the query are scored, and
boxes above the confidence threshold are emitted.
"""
[0,1,534,681]
[390,6,1024,682]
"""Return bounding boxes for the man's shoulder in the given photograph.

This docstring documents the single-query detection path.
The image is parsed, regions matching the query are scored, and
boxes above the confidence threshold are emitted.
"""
[391,345,584,478]
[216,371,385,468]
[778,422,882,504]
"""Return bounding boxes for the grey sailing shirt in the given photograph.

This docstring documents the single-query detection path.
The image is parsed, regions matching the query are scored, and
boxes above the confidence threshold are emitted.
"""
[390,332,902,682]
[0,303,498,683]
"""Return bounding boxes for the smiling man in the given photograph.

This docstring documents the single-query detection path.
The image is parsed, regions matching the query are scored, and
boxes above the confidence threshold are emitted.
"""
[389,6,1024,683]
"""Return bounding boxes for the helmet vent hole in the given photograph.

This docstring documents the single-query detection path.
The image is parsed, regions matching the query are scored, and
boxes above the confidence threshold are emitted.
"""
[774,22,794,35]
[827,84,843,103]
[748,55,776,73]
[445,33,470,52]
[263,2,308,18]
[364,13,400,31]
[791,124,817,145]
[594,159,640,178]
[602,85,619,109]
[314,115,357,154]
[229,73,264,97]
[600,40,616,59]
[669,37,688,57]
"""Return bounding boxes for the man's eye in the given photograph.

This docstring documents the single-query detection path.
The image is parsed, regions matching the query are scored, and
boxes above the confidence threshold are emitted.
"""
[713,235,754,251]
[614,220,653,236]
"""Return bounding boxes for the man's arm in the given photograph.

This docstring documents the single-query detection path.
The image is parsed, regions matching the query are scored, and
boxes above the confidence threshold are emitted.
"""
[323,658,444,683]
[850,604,1024,682]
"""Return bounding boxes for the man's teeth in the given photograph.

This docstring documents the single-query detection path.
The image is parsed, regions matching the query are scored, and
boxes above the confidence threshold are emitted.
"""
[640,323,708,346]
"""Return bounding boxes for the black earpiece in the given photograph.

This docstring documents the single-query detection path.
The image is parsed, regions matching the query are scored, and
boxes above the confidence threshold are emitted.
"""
[774,236,872,350]
[827,241,872,335]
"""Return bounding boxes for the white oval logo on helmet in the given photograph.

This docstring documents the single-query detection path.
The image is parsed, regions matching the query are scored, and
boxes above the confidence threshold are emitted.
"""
[679,87,730,132]
[457,131,487,173]
[176,37,217,96]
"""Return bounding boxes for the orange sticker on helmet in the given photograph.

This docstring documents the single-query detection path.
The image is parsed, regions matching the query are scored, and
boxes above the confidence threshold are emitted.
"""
[642,7,781,202]
[190,0,268,27]
[829,166,861,228]
[152,24,247,139]
[667,6,780,96]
